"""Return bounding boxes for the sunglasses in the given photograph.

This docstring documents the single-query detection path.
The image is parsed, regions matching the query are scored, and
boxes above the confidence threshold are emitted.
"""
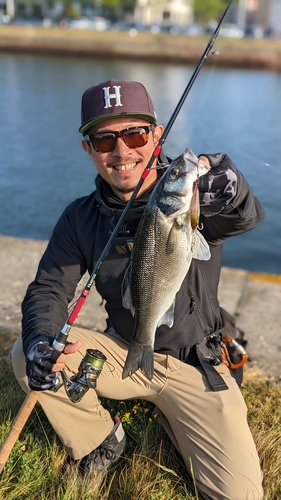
[84,125,154,153]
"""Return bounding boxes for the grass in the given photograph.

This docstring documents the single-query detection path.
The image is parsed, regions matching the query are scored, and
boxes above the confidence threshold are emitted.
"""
[0,358,280,500]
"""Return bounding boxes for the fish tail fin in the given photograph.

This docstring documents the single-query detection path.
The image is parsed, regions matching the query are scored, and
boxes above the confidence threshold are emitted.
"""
[122,344,154,381]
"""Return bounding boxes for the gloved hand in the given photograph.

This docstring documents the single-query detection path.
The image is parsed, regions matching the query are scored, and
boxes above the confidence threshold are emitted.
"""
[26,338,61,391]
[198,153,238,216]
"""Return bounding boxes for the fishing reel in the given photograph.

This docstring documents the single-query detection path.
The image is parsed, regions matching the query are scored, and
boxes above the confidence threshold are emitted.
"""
[54,349,107,403]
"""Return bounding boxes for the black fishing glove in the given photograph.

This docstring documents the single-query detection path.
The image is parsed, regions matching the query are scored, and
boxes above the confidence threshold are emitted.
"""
[26,337,61,391]
[198,153,238,216]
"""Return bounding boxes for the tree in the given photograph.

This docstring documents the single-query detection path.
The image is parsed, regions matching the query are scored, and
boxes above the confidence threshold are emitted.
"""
[78,0,136,20]
[194,0,234,23]
[102,0,136,20]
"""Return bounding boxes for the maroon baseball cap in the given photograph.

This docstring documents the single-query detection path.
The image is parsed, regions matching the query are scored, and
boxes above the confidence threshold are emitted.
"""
[79,80,157,134]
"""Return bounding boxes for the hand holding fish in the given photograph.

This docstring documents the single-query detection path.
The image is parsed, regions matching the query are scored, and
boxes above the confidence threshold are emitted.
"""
[198,153,238,216]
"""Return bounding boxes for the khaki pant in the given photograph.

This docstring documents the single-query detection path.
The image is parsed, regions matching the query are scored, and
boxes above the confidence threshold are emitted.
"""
[12,327,263,500]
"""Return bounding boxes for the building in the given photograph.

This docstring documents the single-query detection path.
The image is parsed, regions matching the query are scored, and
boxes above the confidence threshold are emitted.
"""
[238,0,281,29]
[134,0,193,27]
[268,0,281,31]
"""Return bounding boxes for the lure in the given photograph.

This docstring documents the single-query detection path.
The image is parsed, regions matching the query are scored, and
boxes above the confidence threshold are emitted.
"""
[190,180,200,230]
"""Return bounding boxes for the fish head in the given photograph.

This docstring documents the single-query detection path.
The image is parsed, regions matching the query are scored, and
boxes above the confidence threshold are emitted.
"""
[155,149,211,217]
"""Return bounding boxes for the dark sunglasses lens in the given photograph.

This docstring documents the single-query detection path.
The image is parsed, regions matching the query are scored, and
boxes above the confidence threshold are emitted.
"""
[124,127,149,148]
[92,133,116,152]
[90,126,151,152]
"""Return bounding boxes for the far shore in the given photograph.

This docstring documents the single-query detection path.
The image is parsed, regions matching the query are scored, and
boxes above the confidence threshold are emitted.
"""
[0,25,281,71]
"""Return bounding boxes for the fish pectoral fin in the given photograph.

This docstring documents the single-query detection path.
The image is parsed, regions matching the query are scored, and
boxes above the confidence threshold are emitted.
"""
[166,222,181,255]
[122,283,135,316]
[122,342,154,381]
[157,300,175,328]
[121,263,135,315]
[192,230,211,261]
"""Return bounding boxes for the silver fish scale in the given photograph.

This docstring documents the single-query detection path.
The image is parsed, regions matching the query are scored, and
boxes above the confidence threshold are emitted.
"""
[131,206,193,345]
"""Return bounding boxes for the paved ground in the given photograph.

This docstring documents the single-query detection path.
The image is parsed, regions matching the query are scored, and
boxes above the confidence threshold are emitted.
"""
[0,235,280,378]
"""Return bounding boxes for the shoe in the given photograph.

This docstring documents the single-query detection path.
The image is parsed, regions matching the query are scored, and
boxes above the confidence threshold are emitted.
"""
[78,420,126,476]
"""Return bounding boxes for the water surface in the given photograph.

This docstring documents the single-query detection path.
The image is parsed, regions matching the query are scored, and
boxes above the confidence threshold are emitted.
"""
[0,53,280,273]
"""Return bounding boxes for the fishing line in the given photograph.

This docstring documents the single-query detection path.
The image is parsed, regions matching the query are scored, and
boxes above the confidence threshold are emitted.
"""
[250,159,278,172]
[234,154,279,174]
[53,0,234,350]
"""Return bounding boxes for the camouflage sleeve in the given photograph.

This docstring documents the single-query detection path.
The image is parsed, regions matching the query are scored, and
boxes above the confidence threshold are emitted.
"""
[198,153,237,216]
[198,153,265,241]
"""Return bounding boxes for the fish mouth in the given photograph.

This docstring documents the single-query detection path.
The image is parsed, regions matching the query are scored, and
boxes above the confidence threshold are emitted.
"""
[182,151,198,166]
[181,151,211,176]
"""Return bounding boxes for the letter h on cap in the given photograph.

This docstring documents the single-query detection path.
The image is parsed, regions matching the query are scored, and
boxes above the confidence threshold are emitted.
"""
[103,86,123,109]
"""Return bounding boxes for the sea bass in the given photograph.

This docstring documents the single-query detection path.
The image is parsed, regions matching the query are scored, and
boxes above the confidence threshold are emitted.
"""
[122,149,211,381]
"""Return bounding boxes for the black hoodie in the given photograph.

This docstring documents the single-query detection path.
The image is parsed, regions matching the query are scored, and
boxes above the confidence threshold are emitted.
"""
[21,155,264,366]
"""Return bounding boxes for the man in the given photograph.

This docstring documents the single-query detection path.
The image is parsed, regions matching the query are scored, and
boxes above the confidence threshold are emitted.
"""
[12,80,264,500]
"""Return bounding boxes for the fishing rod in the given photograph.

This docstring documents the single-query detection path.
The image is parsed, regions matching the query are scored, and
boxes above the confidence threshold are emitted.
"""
[53,0,233,350]
[0,0,233,474]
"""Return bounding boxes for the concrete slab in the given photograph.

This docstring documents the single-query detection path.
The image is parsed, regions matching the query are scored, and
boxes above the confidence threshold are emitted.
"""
[218,267,281,378]
[218,267,248,316]
[235,273,281,377]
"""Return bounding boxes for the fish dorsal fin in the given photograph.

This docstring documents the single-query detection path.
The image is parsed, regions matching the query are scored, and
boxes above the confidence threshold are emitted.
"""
[122,263,135,316]
[192,230,211,261]
[157,299,176,328]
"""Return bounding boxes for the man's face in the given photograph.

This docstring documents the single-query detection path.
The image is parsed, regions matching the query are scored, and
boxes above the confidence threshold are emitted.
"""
[81,117,164,201]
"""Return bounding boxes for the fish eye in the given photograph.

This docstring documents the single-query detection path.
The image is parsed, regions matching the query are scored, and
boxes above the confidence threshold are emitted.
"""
[169,167,180,179]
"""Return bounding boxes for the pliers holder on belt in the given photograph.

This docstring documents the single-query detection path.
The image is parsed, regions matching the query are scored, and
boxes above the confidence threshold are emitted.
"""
[221,337,248,369]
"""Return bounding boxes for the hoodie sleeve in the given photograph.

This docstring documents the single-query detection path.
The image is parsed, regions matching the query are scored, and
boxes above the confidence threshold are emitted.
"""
[198,153,265,243]
[21,203,88,355]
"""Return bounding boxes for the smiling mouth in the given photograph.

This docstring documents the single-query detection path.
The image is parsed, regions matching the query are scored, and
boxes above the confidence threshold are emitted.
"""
[113,162,137,172]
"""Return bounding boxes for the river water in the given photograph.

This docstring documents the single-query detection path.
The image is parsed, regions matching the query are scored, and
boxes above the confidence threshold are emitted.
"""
[0,52,280,274]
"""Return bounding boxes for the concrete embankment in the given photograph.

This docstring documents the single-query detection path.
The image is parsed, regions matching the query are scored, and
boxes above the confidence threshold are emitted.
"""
[0,25,281,71]
[0,235,280,378]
